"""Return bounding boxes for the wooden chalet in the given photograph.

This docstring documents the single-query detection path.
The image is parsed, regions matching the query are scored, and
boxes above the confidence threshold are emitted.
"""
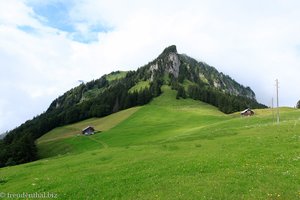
[82,126,95,135]
[240,108,254,116]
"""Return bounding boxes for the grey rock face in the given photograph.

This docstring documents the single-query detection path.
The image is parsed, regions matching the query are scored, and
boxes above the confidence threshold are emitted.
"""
[166,52,180,78]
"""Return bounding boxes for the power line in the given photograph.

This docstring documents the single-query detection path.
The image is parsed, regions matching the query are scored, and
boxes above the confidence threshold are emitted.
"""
[272,97,275,123]
[275,79,280,124]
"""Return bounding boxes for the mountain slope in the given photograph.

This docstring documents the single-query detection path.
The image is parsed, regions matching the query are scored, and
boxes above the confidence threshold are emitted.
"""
[37,107,140,158]
[149,45,256,99]
[0,86,299,199]
[37,86,228,158]
[0,45,266,167]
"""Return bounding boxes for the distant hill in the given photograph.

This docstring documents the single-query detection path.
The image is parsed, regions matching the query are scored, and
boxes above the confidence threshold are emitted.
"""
[0,45,266,167]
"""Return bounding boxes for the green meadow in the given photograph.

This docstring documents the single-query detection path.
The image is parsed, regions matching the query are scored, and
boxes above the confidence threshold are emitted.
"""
[0,86,299,199]
[129,81,150,93]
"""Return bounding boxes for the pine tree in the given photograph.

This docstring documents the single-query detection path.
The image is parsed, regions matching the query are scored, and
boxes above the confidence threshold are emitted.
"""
[176,85,186,99]
[113,97,120,113]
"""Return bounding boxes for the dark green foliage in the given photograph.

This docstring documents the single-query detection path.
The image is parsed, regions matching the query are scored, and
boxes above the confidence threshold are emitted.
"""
[0,133,37,167]
[187,84,266,114]
[178,63,189,83]
[297,100,300,109]
[176,85,186,99]
[178,54,256,99]
[150,81,162,97]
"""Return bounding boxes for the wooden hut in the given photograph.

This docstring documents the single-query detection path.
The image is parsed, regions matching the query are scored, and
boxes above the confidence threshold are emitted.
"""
[240,108,254,116]
[82,126,95,135]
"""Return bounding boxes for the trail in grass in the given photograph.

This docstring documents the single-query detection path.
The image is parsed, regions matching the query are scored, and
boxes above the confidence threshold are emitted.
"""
[86,136,108,149]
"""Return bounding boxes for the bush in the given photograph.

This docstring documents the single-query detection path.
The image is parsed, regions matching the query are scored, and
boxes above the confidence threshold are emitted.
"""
[297,100,300,109]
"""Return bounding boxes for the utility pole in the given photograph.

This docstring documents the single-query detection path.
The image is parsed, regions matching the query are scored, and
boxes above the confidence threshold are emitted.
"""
[275,79,280,124]
[272,97,275,123]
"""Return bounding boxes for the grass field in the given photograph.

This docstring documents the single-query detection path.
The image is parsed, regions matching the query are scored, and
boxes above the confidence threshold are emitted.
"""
[129,81,150,93]
[37,107,140,158]
[106,71,127,82]
[0,86,299,199]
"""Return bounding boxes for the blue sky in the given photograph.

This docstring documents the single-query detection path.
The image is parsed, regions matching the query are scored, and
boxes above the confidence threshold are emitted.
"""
[31,1,74,32]
[18,25,37,33]
[0,0,300,133]
[25,0,111,43]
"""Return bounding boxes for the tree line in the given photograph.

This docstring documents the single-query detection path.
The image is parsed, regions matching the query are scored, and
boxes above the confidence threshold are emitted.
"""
[175,84,266,113]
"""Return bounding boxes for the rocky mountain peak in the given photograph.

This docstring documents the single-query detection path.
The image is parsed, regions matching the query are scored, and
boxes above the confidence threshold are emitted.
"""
[160,45,177,55]
[165,52,180,78]
[150,45,180,80]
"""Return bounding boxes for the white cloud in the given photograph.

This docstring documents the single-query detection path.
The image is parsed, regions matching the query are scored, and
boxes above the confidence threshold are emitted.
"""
[0,0,35,26]
[1,0,300,133]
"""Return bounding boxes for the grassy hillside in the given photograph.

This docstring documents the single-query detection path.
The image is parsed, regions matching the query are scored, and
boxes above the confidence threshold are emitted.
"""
[129,81,150,93]
[37,107,140,158]
[106,71,127,82]
[0,86,299,199]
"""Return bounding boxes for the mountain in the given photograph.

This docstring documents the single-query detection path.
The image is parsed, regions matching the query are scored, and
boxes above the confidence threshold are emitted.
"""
[0,45,266,167]
[47,45,261,117]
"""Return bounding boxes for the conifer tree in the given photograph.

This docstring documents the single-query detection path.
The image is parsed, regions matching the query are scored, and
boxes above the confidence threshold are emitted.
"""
[297,100,300,109]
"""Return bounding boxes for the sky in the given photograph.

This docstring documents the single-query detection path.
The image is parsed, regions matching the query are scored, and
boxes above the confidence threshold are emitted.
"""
[1,0,300,133]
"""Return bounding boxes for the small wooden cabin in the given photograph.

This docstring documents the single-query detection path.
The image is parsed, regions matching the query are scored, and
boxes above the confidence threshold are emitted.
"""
[82,126,95,135]
[240,108,254,116]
